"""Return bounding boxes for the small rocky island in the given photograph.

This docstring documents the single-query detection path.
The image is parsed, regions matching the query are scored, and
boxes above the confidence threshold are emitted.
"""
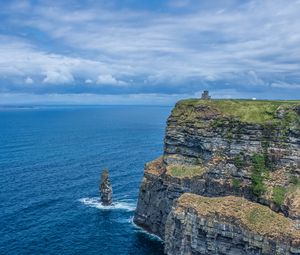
[134,99,300,254]
[100,169,113,205]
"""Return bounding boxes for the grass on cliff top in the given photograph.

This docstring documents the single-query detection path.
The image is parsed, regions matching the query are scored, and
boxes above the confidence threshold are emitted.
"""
[177,193,300,242]
[174,99,300,124]
[145,156,165,175]
[166,165,206,178]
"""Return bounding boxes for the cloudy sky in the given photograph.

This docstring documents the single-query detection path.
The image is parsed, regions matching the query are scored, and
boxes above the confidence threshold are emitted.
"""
[0,0,300,105]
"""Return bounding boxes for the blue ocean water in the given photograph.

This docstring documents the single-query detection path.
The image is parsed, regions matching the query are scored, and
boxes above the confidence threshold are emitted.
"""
[0,106,172,255]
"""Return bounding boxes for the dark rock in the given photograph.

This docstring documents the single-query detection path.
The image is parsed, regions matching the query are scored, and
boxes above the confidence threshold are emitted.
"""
[164,194,300,255]
[100,169,113,205]
[134,99,300,254]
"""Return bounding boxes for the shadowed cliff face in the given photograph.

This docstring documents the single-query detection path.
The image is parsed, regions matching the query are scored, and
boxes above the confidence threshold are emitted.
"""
[134,99,300,254]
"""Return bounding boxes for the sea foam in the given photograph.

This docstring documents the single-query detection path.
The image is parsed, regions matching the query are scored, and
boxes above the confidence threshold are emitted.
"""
[131,218,163,241]
[79,197,136,212]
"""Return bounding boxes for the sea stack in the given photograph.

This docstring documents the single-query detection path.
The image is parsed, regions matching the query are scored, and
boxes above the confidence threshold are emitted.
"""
[99,169,113,205]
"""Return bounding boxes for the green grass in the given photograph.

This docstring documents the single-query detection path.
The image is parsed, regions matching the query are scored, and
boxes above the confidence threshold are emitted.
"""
[233,155,244,168]
[247,208,266,224]
[290,176,300,185]
[174,99,300,124]
[287,177,300,193]
[232,178,241,189]
[251,154,269,197]
[246,207,277,229]
[167,165,206,178]
[178,193,300,241]
[272,186,287,206]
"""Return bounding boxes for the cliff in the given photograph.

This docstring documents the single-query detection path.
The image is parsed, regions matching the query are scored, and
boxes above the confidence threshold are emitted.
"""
[134,99,300,254]
[165,194,300,255]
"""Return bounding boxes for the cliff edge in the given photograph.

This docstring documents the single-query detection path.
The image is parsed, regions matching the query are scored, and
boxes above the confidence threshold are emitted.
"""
[134,99,300,255]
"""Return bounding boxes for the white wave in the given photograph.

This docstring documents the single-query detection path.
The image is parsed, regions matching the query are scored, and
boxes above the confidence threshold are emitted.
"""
[131,218,163,241]
[79,197,136,212]
[115,216,134,224]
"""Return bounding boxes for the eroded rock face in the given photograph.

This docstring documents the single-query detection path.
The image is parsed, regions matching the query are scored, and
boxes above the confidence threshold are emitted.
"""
[164,194,300,255]
[164,103,300,169]
[286,189,300,220]
[134,157,253,238]
[134,99,300,253]
[100,169,113,205]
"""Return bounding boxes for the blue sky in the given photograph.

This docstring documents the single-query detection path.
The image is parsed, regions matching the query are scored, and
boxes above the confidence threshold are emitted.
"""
[0,0,300,105]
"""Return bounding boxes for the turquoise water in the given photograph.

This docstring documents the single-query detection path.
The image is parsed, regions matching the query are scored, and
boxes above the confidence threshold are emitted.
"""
[0,106,171,255]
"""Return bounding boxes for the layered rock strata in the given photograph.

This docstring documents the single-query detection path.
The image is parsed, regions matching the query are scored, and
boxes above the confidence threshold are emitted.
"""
[134,99,300,254]
[165,193,300,255]
[100,169,113,205]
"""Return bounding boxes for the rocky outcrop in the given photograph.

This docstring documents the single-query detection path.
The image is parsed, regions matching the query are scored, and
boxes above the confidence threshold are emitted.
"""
[100,169,113,205]
[165,193,300,255]
[164,102,300,169]
[134,99,300,254]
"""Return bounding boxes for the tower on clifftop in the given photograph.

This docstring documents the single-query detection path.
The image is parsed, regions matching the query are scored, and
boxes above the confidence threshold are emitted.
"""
[201,90,211,100]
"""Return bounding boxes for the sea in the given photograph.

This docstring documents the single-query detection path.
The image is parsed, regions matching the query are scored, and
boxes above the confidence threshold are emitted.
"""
[0,105,172,255]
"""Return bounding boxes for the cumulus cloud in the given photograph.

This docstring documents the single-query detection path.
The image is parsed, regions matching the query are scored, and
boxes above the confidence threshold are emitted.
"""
[0,36,115,86]
[43,70,74,84]
[24,77,34,84]
[96,74,127,86]
[0,0,299,101]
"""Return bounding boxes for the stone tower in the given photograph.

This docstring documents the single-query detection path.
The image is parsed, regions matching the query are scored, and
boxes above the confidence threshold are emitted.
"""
[99,169,113,205]
[201,90,211,100]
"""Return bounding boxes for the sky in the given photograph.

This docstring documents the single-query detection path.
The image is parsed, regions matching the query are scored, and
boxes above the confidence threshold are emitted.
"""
[0,0,300,105]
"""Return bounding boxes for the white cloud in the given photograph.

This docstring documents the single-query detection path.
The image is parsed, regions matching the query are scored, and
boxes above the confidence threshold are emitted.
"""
[85,79,93,84]
[0,92,189,105]
[43,70,74,84]
[21,0,299,82]
[24,76,34,84]
[271,82,300,89]
[96,74,127,86]
[0,0,300,100]
[0,36,114,85]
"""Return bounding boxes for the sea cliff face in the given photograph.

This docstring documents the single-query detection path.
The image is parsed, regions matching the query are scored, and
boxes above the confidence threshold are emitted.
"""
[134,99,300,254]
[165,194,300,255]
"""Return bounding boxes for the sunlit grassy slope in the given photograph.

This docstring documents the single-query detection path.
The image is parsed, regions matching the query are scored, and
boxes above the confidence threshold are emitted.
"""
[166,165,206,178]
[175,99,300,124]
[178,193,300,241]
